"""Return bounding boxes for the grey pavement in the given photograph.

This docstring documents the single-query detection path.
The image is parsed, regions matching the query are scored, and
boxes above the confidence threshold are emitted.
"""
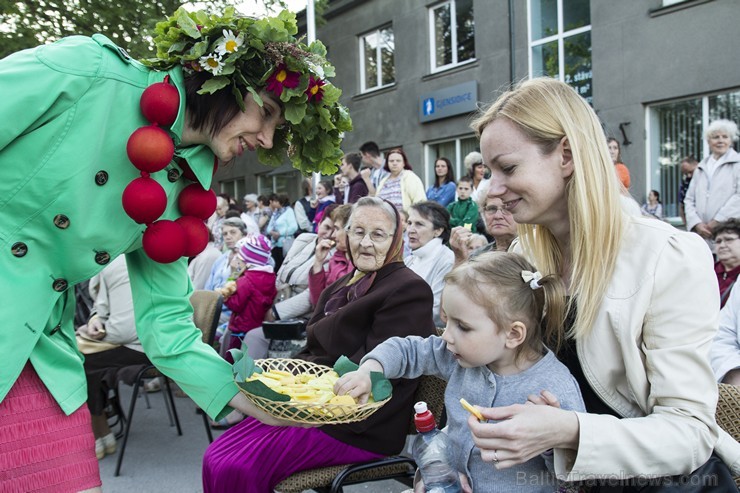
[98,384,410,493]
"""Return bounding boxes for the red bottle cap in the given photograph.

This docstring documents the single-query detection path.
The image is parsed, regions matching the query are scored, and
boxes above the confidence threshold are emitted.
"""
[414,401,437,433]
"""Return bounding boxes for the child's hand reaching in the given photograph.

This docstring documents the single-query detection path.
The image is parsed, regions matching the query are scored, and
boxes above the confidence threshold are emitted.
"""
[333,360,384,404]
[217,280,237,299]
[526,390,561,408]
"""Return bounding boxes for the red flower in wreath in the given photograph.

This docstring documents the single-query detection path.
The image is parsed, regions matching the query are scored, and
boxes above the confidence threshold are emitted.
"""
[306,76,325,102]
[265,64,300,97]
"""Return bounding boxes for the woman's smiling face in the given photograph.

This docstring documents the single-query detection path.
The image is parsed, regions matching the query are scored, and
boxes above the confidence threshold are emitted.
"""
[479,118,572,231]
[206,90,284,163]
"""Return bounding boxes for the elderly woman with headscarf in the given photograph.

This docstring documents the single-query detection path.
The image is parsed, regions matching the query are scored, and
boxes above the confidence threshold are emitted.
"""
[202,197,436,493]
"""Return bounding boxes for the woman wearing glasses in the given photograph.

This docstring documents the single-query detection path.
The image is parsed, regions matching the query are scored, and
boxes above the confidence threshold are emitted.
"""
[449,186,519,265]
[203,197,436,493]
[713,219,740,308]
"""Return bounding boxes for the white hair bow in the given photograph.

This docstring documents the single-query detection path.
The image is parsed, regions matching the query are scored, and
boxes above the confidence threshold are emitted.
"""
[521,270,543,290]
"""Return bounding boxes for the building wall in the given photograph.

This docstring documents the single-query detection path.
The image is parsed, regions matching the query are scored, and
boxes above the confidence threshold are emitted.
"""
[216,0,740,208]
[591,0,740,197]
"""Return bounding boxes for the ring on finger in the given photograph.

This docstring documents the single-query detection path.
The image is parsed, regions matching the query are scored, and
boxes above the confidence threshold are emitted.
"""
[493,450,499,463]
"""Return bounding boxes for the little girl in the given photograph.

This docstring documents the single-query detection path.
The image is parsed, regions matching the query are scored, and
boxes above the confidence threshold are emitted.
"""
[335,251,585,493]
[218,234,277,363]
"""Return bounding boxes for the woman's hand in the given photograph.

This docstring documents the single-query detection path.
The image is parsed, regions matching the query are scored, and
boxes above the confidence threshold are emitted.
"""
[270,229,280,241]
[692,222,713,239]
[313,238,335,270]
[449,226,473,263]
[228,392,314,428]
[467,404,579,469]
[77,316,106,340]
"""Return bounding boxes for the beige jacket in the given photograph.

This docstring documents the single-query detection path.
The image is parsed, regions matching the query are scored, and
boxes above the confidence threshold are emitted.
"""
[551,216,740,480]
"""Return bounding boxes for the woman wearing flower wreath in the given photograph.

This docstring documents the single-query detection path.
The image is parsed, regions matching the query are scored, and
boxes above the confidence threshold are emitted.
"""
[0,7,350,492]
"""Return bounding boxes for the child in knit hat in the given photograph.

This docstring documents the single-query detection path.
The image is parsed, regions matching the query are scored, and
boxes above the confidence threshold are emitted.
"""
[219,234,278,362]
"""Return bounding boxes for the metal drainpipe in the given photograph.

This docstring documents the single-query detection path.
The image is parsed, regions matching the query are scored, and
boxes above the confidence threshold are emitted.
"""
[508,0,516,85]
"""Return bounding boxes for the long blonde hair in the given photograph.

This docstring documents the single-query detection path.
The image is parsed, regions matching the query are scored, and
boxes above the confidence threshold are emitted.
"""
[471,78,625,343]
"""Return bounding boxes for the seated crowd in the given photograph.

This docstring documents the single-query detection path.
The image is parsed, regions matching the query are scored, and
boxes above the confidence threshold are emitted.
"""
[82,118,740,491]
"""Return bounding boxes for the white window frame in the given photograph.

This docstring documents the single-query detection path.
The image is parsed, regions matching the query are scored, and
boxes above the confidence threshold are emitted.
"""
[645,87,740,224]
[428,0,475,73]
[527,0,591,82]
[359,26,394,94]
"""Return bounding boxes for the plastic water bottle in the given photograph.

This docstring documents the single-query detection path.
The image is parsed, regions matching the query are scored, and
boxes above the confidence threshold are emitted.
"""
[411,401,462,493]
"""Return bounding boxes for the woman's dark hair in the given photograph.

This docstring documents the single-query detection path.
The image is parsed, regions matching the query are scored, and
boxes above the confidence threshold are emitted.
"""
[409,201,451,243]
[383,148,413,172]
[713,218,740,240]
[434,157,455,187]
[185,72,242,138]
[317,180,334,196]
[321,203,338,221]
[257,195,269,207]
[276,193,291,207]
[649,189,661,203]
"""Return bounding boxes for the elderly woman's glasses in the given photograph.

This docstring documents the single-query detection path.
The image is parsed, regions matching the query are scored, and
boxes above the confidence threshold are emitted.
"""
[715,236,740,245]
[483,205,511,216]
[348,228,393,243]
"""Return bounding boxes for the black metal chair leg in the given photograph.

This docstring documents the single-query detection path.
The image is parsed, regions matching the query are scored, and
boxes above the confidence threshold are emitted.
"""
[202,412,214,443]
[163,377,182,435]
[114,376,143,476]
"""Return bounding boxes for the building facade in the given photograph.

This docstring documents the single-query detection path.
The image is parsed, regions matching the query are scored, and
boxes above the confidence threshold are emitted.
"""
[216,0,740,224]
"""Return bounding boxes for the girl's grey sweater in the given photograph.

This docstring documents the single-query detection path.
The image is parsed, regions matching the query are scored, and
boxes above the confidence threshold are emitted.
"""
[362,335,585,492]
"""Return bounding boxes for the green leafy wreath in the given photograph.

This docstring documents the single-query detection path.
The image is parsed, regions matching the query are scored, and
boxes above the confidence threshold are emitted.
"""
[143,7,351,175]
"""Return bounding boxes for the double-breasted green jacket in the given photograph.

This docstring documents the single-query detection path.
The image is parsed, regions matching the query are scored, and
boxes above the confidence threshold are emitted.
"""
[0,34,236,420]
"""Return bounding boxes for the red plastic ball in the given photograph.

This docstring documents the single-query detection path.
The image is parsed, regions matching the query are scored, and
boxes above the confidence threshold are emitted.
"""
[176,216,209,257]
[140,82,180,127]
[126,126,175,173]
[122,177,167,224]
[178,184,217,220]
[142,220,186,263]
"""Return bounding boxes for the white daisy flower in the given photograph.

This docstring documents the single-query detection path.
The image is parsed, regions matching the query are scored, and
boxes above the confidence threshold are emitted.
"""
[216,29,244,56]
[199,52,224,75]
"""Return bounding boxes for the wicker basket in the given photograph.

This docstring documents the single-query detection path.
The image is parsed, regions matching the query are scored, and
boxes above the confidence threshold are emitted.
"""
[236,358,389,425]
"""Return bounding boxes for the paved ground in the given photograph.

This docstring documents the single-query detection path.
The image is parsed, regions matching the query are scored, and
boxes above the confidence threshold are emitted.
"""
[98,384,411,493]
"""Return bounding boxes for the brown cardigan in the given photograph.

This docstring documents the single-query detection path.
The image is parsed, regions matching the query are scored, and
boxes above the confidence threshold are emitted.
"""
[297,262,436,455]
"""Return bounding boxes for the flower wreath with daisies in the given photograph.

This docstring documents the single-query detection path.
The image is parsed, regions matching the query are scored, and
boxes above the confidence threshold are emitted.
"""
[143,7,351,175]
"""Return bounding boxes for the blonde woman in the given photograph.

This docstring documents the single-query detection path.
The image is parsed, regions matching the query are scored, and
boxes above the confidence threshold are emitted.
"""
[466,78,739,487]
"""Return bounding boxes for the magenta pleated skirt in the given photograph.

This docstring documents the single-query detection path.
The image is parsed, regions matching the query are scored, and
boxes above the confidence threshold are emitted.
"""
[0,363,101,493]
[202,417,384,493]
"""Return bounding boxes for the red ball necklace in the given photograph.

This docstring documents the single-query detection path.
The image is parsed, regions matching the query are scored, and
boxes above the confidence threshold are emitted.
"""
[121,75,217,263]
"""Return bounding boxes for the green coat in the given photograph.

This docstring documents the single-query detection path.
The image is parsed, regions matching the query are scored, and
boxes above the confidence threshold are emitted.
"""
[0,35,235,420]
[447,198,479,229]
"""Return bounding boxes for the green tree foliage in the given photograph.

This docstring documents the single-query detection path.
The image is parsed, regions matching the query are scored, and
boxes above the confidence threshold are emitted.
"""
[0,0,315,60]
